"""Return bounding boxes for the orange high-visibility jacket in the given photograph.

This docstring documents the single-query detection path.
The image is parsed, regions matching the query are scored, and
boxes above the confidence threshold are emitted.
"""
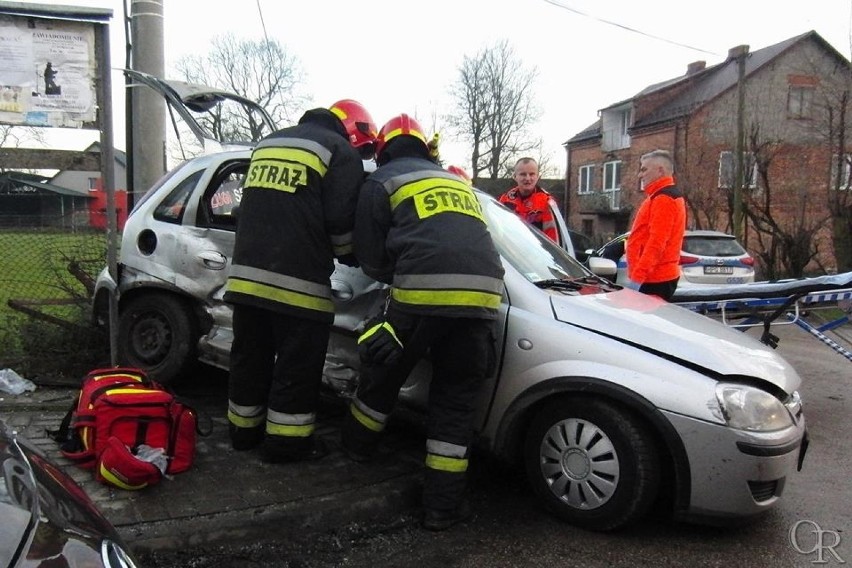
[626,176,686,284]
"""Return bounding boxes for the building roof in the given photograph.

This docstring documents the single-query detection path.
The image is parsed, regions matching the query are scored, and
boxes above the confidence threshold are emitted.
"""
[0,172,94,198]
[565,30,848,145]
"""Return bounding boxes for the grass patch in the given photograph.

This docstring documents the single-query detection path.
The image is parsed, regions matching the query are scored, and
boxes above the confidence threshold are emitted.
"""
[0,229,111,379]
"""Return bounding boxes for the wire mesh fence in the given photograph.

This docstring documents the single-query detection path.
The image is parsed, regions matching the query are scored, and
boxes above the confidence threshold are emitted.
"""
[0,213,112,383]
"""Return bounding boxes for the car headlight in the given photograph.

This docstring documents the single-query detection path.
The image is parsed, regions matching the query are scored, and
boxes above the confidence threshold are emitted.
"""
[715,383,794,432]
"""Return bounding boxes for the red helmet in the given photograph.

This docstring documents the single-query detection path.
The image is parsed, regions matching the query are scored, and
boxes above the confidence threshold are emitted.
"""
[446,165,471,185]
[375,113,427,160]
[329,99,378,149]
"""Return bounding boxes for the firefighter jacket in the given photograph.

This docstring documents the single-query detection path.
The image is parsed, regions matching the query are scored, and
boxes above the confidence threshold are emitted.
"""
[498,185,558,242]
[626,176,686,285]
[354,156,505,320]
[224,108,364,324]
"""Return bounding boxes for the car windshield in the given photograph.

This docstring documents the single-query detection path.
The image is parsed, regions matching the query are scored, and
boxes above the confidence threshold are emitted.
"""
[478,192,589,282]
[683,236,746,257]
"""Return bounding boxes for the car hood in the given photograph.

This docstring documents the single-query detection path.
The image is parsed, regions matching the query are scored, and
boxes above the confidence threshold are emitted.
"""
[550,288,801,393]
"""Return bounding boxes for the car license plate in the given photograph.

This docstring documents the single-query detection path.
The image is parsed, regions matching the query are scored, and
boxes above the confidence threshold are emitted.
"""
[704,266,733,274]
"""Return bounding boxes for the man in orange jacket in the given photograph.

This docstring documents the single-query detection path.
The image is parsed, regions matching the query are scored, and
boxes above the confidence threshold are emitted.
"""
[498,157,558,242]
[625,149,686,301]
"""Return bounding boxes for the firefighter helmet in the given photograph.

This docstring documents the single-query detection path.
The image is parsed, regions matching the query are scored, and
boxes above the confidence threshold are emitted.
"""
[329,99,378,149]
[446,165,472,185]
[374,114,428,161]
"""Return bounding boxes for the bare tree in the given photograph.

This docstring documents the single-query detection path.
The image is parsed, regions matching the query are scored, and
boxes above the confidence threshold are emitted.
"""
[447,40,541,179]
[173,33,308,144]
[0,125,47,173]
[821,85,852,272]
[744,123,827,279]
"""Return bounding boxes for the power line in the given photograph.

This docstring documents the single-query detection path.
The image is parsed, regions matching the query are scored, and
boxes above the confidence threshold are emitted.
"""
[542,0,722,57]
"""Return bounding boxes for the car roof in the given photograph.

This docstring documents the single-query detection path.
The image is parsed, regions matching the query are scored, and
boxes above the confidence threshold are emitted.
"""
[684,230,736,238]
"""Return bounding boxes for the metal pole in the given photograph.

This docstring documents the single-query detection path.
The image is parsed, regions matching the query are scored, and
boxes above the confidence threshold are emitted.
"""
[96,21,119,366]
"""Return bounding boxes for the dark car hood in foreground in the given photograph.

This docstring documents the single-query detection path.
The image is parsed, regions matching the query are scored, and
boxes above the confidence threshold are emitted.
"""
[0,418,130,567]
[551,288,802,393]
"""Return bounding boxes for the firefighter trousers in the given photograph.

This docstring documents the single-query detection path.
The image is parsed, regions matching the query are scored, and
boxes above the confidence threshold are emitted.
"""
[228,303,330,453]
[343,305,496,511]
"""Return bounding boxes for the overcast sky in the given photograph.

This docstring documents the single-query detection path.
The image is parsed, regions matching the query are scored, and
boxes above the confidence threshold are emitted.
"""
[19,0,852,174]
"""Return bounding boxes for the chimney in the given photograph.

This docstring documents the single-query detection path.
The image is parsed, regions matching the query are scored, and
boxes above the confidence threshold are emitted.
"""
[687,61,706,75]
[727,45,750,61]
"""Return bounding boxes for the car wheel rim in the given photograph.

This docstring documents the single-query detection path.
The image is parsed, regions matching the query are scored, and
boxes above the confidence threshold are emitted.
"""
[539,418,620,510]
[130,312,172,364]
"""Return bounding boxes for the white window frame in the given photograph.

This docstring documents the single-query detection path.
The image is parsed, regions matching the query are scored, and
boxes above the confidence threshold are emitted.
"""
[718,151,758,190]
[578,164,594,194]
[603,160,622,192]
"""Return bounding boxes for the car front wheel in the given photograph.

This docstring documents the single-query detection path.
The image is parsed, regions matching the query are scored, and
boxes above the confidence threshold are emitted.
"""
[117,293,198,384]
[523,397,661,531]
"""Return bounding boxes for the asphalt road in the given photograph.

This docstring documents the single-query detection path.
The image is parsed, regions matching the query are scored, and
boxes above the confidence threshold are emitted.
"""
[139,321,851,568]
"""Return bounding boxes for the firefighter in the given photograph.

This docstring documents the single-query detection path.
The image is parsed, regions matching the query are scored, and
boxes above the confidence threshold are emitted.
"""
[498,157,559,242]
[225,99,377,463]
[341,114,505,530]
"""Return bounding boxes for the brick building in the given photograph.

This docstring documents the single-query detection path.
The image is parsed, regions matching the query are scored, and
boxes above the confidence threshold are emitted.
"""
[564,31,852,277]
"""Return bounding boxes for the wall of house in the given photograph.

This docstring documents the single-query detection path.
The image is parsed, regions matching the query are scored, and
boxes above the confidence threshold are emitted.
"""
[567,35,849,276]
[685,40,845,274]
[51,162,128,196]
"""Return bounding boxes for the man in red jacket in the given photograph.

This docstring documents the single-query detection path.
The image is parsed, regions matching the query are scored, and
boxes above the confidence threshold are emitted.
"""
[625,149,686,301]
[498,157,558,242]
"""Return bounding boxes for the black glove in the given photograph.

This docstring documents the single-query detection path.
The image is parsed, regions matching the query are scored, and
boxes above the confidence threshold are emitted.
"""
[337,253,360,268]
[358,319,403,367]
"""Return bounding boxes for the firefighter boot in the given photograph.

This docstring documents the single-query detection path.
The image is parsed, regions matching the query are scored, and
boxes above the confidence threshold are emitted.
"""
[340,403,381,462]
[229,424,264,451]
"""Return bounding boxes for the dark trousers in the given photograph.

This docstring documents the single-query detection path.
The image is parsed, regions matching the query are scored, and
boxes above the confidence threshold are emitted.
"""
[344,304,495,511]
[228,304,330,450]
[639,277,679,301]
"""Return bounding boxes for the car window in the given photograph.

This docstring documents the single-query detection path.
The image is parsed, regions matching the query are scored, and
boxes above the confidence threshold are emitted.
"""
[131,160,194,215]
[479,192,588,281]
[152,170,205,224]
[599,235,627,262]
[683,236,745,257]
[199,161,248,231]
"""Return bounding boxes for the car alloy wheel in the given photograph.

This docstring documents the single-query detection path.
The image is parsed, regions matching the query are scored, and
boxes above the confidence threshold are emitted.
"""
[524,397,661,531]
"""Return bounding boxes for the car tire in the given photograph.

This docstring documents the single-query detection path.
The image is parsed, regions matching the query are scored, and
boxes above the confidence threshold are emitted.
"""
[523,397,661,531]
[118,293,198,384]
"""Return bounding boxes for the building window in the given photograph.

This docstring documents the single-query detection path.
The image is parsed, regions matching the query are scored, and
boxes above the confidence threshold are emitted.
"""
[603,161,621,191]
[578,164,594,194]
[88,177,99,191]
[581,218,594,236]
[830,154,852,190]
[718,151,758,190]
[787,86,813,119]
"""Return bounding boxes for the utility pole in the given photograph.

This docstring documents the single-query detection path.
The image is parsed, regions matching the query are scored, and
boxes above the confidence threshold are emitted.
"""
[731,44,749,242]
[128,0,166,209]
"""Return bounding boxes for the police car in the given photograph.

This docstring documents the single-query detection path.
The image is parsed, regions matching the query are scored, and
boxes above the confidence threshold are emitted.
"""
[593,230,756,289]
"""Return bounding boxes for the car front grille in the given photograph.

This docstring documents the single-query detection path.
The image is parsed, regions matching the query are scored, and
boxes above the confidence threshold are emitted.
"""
[748,479,780,502]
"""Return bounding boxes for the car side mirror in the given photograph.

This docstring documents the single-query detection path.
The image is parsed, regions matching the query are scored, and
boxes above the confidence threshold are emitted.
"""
[588,257,617,278]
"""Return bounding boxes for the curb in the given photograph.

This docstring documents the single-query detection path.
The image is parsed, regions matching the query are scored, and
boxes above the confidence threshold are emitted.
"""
[120,471,422,553]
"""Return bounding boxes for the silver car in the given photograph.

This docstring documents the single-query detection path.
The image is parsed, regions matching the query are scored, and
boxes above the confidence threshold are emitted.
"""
[594,230,756,289]
[93,149,807,531]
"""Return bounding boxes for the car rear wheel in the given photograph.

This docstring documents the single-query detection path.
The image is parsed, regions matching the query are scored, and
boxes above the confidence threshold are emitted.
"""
[523,397,661,531]
[118,293,198,384]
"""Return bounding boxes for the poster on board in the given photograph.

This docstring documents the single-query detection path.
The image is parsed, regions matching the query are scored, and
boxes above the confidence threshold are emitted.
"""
[0,14,96,128]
